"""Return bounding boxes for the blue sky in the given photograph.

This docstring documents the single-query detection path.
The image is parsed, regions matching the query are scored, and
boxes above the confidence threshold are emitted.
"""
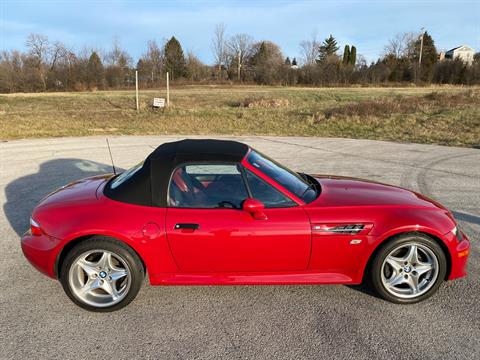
[1,0,479,64]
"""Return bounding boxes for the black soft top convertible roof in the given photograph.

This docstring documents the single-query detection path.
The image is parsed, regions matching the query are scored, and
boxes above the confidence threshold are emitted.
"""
[104,139,250,207]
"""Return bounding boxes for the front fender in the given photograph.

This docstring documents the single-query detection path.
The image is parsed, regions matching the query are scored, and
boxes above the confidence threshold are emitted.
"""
[357,209,458,282]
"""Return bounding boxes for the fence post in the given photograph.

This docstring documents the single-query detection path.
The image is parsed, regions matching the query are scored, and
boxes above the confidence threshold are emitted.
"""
[166,72,170,107]
[135,70,139,112]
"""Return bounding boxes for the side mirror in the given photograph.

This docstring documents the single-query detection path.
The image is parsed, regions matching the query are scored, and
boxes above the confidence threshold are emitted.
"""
[243,198,267,220]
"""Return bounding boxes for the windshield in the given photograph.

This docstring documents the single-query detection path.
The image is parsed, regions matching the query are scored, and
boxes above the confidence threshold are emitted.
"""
[247,150,317,202]
[109,161,144,189]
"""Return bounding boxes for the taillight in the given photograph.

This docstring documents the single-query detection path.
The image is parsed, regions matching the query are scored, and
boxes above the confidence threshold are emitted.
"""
[30,218,43,236]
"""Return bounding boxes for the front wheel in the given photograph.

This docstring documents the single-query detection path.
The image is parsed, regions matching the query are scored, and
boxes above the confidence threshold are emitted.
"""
[370,233,447,304]
[60,237,144,312]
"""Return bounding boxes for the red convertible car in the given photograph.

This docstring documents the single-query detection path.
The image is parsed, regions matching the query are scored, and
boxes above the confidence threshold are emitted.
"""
[21,139,470,311]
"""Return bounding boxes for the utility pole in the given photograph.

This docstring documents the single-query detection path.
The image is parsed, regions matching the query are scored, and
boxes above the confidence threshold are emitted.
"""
[135,70,139,112]
[417,27,425,83]
[166,72,170,107]
[418,28,425,68]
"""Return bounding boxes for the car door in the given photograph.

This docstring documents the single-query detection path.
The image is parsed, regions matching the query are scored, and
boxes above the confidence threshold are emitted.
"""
[165,163,311,273]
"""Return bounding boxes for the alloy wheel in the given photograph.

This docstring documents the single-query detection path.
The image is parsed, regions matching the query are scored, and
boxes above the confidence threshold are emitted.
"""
[380,242,439,299]
[68,250,131,308]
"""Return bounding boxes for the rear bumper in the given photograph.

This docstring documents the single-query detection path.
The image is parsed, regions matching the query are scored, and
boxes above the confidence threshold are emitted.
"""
[448,231,470,280]
[21,230,61,279]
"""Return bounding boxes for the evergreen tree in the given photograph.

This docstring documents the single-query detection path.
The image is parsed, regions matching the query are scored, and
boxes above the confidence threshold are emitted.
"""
[251,42,269,67]
[86,51,104,88]
[136,58,148,81]
[349,46,357,67]
[164,36,187,79]
[249,41,284,84]
[292,57,297,66]
[343,45,350,65]
[317,35,339,63]
[414,31,437,81]
[285,57,291,66]
[250,42,269,84]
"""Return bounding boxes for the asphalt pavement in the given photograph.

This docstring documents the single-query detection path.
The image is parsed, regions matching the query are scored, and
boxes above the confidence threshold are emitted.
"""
[1,136,479,359]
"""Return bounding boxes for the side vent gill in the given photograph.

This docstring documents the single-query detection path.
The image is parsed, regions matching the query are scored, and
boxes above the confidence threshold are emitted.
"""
[312,223,373,235]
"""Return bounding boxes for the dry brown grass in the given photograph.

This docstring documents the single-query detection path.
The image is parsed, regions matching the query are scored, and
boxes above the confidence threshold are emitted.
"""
[1,86,479,147]
[235,97,290,108]
[319,90,480,120]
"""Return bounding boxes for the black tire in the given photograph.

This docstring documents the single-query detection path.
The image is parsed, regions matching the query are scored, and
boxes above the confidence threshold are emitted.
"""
[60,236,144,312]
[369,232,447,304]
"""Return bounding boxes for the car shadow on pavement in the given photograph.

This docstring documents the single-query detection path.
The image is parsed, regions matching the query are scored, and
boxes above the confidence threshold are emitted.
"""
[4,159,122,237]
[452,211,480,226]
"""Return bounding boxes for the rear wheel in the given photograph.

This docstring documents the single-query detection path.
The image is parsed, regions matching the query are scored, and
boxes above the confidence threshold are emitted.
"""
[370,233,447,304]
[60,237,144,312]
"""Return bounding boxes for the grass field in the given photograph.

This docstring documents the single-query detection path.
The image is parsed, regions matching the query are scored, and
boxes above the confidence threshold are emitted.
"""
[1,85,479,147]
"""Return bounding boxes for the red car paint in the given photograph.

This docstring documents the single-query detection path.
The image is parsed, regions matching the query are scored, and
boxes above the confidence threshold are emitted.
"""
[21,158,469,286]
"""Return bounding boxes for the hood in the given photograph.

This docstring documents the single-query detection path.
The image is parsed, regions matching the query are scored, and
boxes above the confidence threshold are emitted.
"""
[310,175,447,210]
[36,174,112,210]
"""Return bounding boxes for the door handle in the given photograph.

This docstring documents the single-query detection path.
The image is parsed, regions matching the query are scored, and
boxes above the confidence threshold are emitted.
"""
[174,223,199,230]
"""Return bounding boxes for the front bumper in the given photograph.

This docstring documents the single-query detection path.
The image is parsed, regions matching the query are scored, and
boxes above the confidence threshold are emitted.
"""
[448,230,470,280]
[21,230,61,279]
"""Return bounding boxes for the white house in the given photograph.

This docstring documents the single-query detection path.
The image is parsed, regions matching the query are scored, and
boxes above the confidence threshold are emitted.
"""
[444,45,475,65]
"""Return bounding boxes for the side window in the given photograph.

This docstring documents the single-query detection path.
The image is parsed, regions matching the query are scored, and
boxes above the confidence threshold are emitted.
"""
[169,164,248,209]
[245,170,297,208]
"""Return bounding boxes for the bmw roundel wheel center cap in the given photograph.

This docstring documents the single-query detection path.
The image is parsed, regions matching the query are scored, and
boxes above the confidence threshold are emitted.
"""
[99,271,107,278]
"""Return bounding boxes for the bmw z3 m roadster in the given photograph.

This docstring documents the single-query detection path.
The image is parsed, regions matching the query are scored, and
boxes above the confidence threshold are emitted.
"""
[21,139,470,311]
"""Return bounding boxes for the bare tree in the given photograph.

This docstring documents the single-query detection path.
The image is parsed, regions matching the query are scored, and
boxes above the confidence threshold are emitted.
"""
[186,50,209,83]
[148,40,163,70]
[49,41,68,71]
[0,51,23,92]
[25,33,50,90]
[384,32,416,59]
[146,40,164,82]
[211,23,227,74]
[299,31,320,65]
[137,40,165,84]
[26,34,49,62]
[105,37,131,66]
[356,54,367,69]
[104,38,132,88]
[226,33,253,81]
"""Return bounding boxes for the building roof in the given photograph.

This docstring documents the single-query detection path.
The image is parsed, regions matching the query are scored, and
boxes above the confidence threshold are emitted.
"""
[446,45,474,53]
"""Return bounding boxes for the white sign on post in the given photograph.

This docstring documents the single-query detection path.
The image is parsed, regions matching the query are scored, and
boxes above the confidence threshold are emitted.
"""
[153,97,165,108]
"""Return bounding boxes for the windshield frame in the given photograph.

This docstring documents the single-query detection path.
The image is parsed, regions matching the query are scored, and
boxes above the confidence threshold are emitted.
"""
[244,150,318,204]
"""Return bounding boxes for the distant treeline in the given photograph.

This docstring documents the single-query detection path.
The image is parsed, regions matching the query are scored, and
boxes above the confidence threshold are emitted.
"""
[1,26,479,93]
